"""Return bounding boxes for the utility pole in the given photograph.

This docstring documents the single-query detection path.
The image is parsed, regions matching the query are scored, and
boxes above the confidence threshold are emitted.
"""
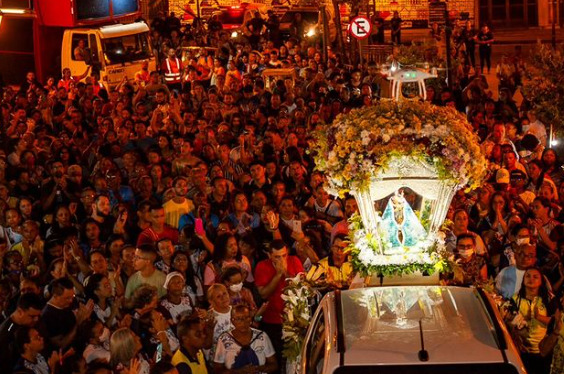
[553,0,557,48]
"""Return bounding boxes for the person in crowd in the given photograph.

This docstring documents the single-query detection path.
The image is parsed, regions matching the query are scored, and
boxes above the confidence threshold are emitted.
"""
[0,293,43,373]
[507,267,553,373]
[476,23,494,73]
[203,233,252,288]
[110,327,151,374]
[213,304,278,374]
[160,271,196,325]
[124,244,167,299]
[172,316,212,374]
[448,233,488,286]
[390,11,403,45]
[220,266,257,310]
[254,239,303,367]
[14,326,59,374]
[308,234,353,289]
[497,244,538,298]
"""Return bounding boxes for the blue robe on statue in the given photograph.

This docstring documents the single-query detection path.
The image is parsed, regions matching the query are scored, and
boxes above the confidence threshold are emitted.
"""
[380,194,427,249]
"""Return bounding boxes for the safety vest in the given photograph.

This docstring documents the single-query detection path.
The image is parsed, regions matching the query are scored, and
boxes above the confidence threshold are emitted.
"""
[163,57,182,84]
[171,348,208,374]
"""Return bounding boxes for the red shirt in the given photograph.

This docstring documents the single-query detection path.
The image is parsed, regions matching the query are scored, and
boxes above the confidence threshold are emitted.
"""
[136,226,179,247]
[254,256,304,324]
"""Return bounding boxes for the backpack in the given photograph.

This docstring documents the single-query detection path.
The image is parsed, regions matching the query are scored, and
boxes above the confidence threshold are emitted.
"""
[231,332,263,369]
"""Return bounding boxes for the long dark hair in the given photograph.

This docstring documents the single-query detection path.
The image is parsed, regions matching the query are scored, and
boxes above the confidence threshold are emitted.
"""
[170,250,199,295]
[84,272,106,304]
[212,233,242,264]
[488,191,509,223]
[517,267,552,312]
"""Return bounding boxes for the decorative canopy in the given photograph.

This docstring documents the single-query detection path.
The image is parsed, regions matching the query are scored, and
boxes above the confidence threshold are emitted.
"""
[312,100,487,277]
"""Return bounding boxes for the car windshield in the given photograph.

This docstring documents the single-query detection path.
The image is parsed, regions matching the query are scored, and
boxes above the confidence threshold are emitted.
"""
[280,11,318,24]
[334,364,519,374]
[103,32,152,65]
[217,10,246,25]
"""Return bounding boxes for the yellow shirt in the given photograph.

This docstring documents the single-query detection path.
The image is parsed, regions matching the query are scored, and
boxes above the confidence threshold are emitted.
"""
[163,198,194,229]
[172,347,208,374]
[512,295,548,354]
[308,257,354,287]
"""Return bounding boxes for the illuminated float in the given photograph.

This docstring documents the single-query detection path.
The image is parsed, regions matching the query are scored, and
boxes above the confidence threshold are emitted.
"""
[312,100,487,282]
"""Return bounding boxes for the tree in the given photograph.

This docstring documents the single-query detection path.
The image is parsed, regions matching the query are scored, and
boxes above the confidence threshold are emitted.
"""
[522,44,564,132]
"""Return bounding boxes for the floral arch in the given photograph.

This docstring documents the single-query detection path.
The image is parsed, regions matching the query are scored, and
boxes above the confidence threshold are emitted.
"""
[312,100,487,277]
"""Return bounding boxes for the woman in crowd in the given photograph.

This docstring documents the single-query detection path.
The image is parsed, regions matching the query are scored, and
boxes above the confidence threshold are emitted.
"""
[508,267,553,373]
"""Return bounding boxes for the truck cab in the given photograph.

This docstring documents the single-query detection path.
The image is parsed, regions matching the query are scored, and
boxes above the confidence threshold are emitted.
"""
[61,22,157,90]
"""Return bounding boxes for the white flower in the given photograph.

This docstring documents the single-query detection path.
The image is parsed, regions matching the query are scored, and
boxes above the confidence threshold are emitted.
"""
[361,130,371,145]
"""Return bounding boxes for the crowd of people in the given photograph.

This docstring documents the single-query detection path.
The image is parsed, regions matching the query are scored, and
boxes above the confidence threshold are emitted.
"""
[0,7,561,374]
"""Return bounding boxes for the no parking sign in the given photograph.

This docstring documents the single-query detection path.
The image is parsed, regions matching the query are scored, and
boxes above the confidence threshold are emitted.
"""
[349,16,372,40]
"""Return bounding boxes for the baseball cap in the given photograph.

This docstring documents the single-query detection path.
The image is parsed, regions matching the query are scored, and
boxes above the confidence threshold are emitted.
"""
[496,168,510,184]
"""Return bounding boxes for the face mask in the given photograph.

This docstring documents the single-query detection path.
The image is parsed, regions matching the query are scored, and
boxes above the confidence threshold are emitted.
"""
[516,237,530,246]
[229,282,243,293]
[458,249,474,258]
[99,327,110,343]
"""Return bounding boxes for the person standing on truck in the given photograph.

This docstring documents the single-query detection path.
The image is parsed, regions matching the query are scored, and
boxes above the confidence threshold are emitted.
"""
[161,49,183,94]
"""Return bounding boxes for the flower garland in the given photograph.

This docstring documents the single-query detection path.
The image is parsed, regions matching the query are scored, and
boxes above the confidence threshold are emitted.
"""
[312,100,487,194]
[281,273,316,364]
[347,214,450,277]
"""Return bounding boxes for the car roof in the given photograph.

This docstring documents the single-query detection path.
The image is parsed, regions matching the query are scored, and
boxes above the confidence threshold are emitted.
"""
[336,286,507,366]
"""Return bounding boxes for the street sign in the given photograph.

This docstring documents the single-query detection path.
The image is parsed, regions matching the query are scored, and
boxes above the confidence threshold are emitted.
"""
[349,16,372,40]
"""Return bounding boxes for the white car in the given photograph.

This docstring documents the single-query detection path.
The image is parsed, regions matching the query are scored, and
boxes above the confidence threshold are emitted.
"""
[300,286,526,374]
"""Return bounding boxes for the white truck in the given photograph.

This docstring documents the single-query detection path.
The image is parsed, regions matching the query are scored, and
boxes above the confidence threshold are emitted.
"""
[61,22,157,90]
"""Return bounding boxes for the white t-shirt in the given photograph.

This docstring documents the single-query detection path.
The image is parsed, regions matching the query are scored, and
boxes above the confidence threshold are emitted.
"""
[214,328,275,371]
[83,343,111,364]
[160,295,194,324]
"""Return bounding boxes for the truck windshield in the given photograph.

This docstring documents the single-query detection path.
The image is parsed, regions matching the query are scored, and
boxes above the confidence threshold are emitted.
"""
[103,32,152,65]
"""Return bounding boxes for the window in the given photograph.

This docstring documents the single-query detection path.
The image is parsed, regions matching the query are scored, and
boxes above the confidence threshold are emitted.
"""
[0,0,32,9]
[71,33,89,61]
[102,32,152,65]
[305,309,325,374]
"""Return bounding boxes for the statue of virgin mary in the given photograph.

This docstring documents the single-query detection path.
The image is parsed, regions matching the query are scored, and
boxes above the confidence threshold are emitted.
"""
[380,189,427,249]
